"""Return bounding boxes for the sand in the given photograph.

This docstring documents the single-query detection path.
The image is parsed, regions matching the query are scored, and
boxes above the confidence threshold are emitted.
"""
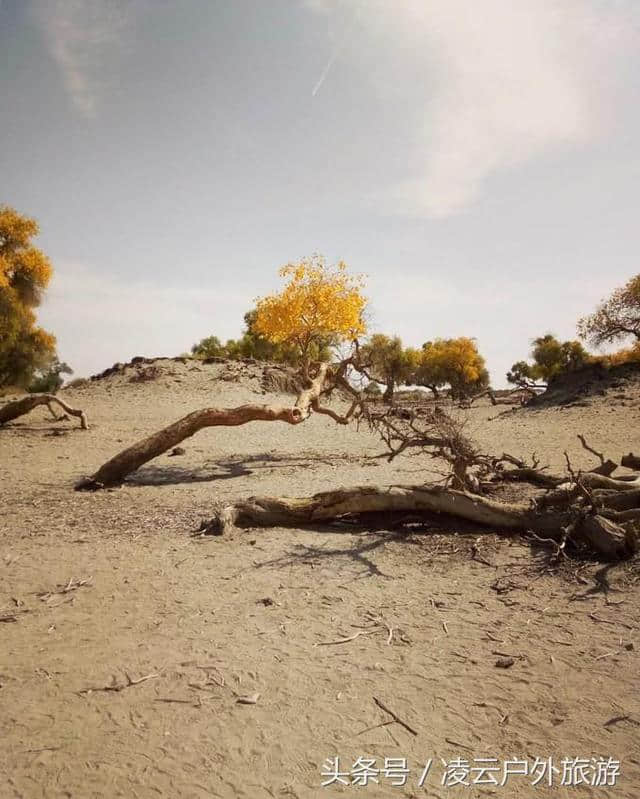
[1,358,639,798]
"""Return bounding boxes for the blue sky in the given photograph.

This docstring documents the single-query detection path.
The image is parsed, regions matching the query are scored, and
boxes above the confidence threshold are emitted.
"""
[2,0,639,385]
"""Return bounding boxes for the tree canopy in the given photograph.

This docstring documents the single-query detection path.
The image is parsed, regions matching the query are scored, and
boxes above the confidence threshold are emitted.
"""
[578,274,640,347]
[359,334,418,401]
[191,335,226,359]
[28,358,73,394]
[507,334,590,386]
[191,310,307,365]
[602,341,640,367]
[253,256,367,361]
[416,338,489,399]
[0,206,58,388]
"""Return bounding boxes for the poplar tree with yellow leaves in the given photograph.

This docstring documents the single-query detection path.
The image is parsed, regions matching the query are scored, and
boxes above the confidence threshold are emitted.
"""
[253,255,367,368]
[0,206,57,388]
[78,255,369,487]
[417,337,489,399]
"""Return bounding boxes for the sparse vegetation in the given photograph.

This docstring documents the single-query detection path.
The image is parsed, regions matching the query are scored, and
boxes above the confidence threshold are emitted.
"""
[507,334,590,387]
[578,273,640,347]
[358,334,417,403]
[28,358,73,394]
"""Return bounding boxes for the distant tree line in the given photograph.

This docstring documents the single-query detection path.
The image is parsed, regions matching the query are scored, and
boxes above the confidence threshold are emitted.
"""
[3,204,640,400]
[190,310,321,366]
[507,274,640,389]
[192,322,489,402]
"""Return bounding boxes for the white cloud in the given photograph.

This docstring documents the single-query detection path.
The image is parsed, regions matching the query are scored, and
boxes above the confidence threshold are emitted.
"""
[307,0,637,217]
[38,263,253,378]
[32,0,129,117]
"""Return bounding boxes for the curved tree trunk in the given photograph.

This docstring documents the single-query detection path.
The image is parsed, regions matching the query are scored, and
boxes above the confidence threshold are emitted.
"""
[76,363,333,489]
[0,394,88,429]
[76,405,301,490]
[204,483,636,560]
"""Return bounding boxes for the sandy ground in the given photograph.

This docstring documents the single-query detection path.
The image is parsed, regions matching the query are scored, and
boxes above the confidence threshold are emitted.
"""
[1,359,639,798]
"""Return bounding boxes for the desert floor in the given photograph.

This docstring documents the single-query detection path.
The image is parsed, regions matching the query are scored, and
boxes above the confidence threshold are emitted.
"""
[1,359,639,798]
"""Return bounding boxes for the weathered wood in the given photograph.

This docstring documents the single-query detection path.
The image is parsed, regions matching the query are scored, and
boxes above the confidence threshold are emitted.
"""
[578,515,633,560]
[557,472,640,492]
[0,394,88,429]
[621,453,640,470]
[208,484,549,534]
[590,459,619,477]
[76,363,333,489]
[204,483,636,560]
[76,404,301,489]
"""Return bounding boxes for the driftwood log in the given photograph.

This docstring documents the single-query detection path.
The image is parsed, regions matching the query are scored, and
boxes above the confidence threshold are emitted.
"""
[202,483,636,561]
[0,394,88,429]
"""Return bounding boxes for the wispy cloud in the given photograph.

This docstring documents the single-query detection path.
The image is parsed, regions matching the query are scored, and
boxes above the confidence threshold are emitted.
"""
[32,0,129,117]
[306,0,638,217]
[39,262,253,377]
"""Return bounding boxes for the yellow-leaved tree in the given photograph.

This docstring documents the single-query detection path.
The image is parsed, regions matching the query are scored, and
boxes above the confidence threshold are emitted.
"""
[418,337,489,399]
[0,206,57,389]
[78,256,369,487]
[253,256,367,365]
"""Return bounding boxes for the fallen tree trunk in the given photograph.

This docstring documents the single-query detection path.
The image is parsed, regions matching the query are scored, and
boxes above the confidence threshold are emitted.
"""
[0,394,88,429]
[76,404,302,489]
[76,363,338,489]
[204,483,636,560]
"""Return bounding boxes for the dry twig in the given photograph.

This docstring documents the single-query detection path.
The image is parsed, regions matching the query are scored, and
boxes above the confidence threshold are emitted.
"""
[373,696,418,737]
[79,672,159,694]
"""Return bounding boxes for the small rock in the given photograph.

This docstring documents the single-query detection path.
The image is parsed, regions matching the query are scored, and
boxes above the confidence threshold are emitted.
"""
[169,447,186,457]
[495,657,515,669]
[258,597,274,607]
[625,642,634,651]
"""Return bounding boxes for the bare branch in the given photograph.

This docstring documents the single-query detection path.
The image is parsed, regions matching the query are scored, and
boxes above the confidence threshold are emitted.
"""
[0,394,88,429]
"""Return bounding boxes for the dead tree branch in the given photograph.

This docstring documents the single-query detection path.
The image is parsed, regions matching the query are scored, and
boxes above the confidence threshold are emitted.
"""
[0,394,88,429]
[203,482,636,560]
[76,362,339,489]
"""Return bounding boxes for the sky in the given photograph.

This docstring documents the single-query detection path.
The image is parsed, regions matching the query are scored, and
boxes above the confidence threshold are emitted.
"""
[2,0,639,386]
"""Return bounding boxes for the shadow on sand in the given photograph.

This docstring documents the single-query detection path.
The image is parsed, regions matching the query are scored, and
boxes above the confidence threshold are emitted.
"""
[127,451,363,486]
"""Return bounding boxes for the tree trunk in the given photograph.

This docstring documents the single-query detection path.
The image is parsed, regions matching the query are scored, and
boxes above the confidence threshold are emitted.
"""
[382,378,395,404]
[77,364,332,489]
[204,483,636,560]
[75,404,301,489]
[0,394,88,429]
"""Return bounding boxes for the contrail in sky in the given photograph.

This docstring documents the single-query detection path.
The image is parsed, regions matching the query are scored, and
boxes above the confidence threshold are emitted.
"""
[311,48,340,96]
[310,1,363,97]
